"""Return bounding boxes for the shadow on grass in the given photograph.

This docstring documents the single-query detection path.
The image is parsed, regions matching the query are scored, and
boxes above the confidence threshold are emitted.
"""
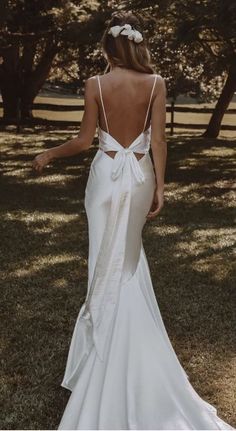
[0,130,235,429]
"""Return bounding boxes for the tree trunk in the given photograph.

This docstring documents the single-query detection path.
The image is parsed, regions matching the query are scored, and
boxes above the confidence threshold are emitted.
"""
[203,59,236,138]
[20,99,34,119]
[0,42,58,121]
[20,44,58,119]
[1,80,19,119]
[1,77,34,120]
[0,46,20,119]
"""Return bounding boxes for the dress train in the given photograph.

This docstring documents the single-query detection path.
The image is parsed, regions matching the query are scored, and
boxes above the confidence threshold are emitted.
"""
[57,75,234,430]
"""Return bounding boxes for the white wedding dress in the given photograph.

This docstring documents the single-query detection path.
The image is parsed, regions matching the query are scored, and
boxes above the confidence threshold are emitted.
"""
[57,75,234,430]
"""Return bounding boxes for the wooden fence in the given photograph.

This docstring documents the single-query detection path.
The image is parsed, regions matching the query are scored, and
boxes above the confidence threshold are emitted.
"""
[0,100,236,135]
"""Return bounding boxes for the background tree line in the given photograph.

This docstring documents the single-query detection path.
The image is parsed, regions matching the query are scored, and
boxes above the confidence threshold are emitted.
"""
[0,0,235,137]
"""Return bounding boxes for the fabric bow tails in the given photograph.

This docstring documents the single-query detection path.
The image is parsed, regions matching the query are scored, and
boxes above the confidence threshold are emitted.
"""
[78,135,148,363]
[111,150,145,184]
[79,163,133,362]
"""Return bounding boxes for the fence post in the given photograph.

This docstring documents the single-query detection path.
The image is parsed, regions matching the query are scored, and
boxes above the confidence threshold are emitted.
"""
[170,99,175,136]
[16,97,21,133]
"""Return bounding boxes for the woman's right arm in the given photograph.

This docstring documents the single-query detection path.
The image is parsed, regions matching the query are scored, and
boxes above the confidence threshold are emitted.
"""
[146,75,167,219]
[32,77,98,174]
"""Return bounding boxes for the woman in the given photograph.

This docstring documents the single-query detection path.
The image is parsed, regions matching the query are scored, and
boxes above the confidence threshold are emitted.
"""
[32,11,234,431]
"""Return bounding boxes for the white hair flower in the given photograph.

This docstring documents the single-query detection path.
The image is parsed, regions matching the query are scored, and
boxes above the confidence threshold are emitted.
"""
[108,23,143,43]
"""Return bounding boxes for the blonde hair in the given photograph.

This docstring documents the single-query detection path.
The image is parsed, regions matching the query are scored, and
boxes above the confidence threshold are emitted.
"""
[101,11,156,74]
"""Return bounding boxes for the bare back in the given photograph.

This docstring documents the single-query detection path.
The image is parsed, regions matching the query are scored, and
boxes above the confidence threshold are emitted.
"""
[96,69,158,160]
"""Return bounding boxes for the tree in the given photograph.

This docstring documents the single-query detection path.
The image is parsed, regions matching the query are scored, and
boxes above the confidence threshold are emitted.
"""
[124,0,236,137]
[203,59,236,137]
[172,0,236,137]
[0,0,109,120]
[158,0,236,137]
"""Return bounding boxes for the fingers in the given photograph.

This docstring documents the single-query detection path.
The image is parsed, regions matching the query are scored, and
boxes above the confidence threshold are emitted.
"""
[146,204,163,219]
[146,194,164,219]
[32,153,47,174]
[32,158,43,174]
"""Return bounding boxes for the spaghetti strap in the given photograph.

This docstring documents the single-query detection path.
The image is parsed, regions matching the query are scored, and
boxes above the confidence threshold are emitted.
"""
[142,74,158,132]
[97,75,110,134]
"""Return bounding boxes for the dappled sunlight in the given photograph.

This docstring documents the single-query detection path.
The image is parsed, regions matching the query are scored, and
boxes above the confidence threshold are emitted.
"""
[176,227,235,254]
[200,147,235,158]
[25,173,78,184]
[2,211,77,223]
[1,127,235,429]
[12,253,78,278]
[191,255,233,282]
[193,227,236,246]
[51,277,70,289]
[165,178,235,209]
[166,182,197,195]
[148,225,181,236]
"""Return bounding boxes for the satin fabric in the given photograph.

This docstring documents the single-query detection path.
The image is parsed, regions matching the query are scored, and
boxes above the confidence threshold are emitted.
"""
[58,128,234,430]
[79,125,153,363]
[60,125,156,385]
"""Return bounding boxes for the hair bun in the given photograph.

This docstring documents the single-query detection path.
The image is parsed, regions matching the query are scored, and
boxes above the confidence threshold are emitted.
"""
[109,10,142,29]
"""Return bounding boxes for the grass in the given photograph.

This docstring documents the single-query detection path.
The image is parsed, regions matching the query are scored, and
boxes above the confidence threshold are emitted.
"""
[0,126,235,429]
[1,95,236,138]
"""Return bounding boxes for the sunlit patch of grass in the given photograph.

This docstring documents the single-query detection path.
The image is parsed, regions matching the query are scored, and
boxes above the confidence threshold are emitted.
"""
[0,127,235,429]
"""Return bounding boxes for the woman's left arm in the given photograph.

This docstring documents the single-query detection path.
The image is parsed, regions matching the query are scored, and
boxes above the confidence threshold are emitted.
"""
[32,77,98,173]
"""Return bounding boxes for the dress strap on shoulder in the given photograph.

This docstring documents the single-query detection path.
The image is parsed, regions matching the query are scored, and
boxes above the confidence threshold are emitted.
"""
[142,74,158,132]
[97,75,110,134]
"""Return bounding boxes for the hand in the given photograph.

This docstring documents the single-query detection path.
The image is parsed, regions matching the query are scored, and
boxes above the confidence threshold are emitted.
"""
[32,150,52,174]
[146,186,164,219]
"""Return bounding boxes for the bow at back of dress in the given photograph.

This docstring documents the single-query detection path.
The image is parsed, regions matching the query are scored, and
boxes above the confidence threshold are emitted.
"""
[97,74,157,184]
[98,126,151,184]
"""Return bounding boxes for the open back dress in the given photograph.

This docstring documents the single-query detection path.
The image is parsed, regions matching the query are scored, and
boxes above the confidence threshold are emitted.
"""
[57,74,234,430]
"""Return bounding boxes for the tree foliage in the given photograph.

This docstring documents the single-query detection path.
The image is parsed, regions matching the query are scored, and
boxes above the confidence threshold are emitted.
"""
[0,0,235,137]
[0,0,109,118]
[122,0,236,136]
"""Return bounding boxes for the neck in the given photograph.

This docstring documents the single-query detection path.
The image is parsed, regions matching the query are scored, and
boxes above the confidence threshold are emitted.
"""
[111,65,129,72]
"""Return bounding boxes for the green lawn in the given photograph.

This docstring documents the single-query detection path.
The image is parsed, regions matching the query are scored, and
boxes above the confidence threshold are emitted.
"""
[0,126,235,429]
